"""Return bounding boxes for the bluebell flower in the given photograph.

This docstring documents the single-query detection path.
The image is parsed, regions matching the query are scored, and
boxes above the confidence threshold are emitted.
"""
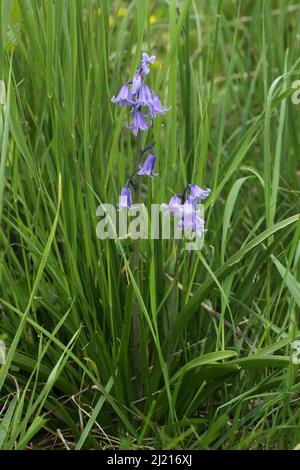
[161,194,183,216]
[148,93,170,118]
[138,83,153,107]
[132,70,143,95]
[178,210,205,233]
[127,108,151,136]
[119,186,132,209]
[141,52,156,75]
[137,85,170,118]
[111,83,133,107]
[138,153,158,177]
[188,184,211,203]
[177,198,204,233]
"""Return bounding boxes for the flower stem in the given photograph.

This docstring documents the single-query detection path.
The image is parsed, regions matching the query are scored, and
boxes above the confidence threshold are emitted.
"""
[132,133,143,400]
[167,238,181,361]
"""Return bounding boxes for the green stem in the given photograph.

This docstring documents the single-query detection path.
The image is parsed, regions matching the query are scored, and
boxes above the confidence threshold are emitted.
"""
[167,238,182,362]
[132,133,143,400]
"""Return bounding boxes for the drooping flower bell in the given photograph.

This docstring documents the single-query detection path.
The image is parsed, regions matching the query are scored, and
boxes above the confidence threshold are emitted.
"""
[118,180,133,209]
[138,153,158,177]
[132,70,143,95]
[178,198,205,234]
[178,210,205,234]
[111,83,132,107]
[148,93,170,118]
[127,108,151,136]
[138,83,153,107]
[161,194,183,216]
[187,184,211,203]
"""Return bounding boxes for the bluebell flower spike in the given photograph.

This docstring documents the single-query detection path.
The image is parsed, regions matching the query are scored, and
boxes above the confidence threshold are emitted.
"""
[112,52,170,136]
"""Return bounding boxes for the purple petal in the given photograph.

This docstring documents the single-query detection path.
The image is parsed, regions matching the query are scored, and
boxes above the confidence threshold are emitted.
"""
[161,194,182,216]
[127,110,151,136]
[140,53,156,75]
[119,187,132,208]
[138,83,153,106]
[189,184,211,202]
[137,153,157,176]
[132,71,142,95]
[149,94,170,118]
[111,84,132,107]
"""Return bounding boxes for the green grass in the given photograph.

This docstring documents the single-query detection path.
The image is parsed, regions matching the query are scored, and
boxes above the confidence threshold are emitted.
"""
[0,0,300,450]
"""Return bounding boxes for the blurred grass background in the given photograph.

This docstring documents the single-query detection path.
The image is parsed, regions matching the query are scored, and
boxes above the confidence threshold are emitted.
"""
[0,0,300,450]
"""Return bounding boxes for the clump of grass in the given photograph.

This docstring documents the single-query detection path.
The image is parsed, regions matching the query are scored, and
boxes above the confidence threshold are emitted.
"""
[0,0,300,450]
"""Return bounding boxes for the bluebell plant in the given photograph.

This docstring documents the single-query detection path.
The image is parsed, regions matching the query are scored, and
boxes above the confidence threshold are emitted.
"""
[112,53,211,237]
[112,53,211,239]
[112,53,169,203]
[112,53,211,398]
[112,53,170,398]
